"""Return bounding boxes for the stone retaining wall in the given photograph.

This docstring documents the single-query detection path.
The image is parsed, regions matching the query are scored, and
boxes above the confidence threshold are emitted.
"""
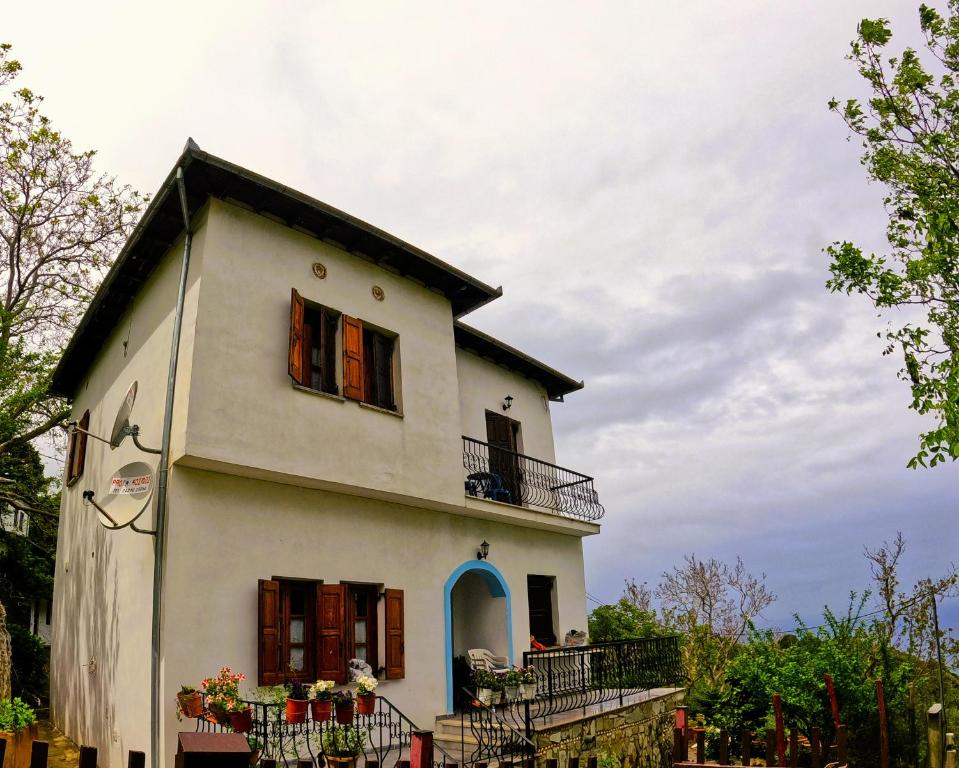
[533,690,684,768]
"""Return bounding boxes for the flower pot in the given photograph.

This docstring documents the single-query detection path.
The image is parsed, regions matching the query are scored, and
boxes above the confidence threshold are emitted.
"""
[476,687,493,707]
[335,701,355,725]
[209,703,232,726]
[356,693,376,716]
[326,756,356,768]
[310,698,333,721]
[286,697,309,724]
[177,691,204,718]
[0,723,37,768]
[230,707,253,733]
[522,683,537,700]
[505,685,521,702]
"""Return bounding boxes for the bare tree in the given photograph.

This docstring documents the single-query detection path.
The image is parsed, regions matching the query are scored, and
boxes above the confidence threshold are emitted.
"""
[623,578,653,613]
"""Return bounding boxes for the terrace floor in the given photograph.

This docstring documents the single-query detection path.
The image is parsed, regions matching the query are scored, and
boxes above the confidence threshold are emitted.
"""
[36,721,80,768]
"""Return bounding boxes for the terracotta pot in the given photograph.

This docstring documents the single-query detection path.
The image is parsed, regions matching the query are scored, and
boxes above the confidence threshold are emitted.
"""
[310,698,333,721]
[356,693,376,716]
[209,703,232,726]
[0,723,38,768]
[230,707,253,733]
[334,701,355,725]
[326,756,356,768]
[286,697,309,724]
[177,691,204,718]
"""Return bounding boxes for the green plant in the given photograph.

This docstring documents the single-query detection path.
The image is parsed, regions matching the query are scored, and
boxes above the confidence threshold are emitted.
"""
[286,680,309,700]
[309,680,335,700]
[354,675,378,696]
[503,668,523,687]
[322,724,366,757]
[597,753,620,768]
[247,735,262,752]
[248,686,287,706]
[333,689,354,706]
[179,685,196,695]
[519,666,536,684]
[472,669,498,689]
[0,697,37,733]
[202,667,246,712]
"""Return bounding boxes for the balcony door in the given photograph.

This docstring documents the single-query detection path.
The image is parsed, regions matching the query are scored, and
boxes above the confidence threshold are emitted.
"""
[485,411,521,505]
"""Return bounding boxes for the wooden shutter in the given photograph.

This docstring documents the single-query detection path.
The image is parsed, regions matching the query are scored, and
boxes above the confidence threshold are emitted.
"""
[384,588,405,679]
[258,579,282,685]
[317,584,347,683]
[289,288,306,385]
[342,315,364,401]
[67,410,90,484]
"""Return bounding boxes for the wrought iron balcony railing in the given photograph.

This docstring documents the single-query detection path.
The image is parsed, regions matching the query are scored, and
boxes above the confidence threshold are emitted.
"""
[462,436,605,522]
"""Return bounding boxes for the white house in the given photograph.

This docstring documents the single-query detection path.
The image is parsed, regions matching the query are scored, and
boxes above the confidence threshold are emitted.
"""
[49,141,604,767]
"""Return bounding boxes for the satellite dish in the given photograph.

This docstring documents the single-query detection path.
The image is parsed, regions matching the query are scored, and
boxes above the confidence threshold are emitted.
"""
[110,381,138,448]
[98,460,154,528]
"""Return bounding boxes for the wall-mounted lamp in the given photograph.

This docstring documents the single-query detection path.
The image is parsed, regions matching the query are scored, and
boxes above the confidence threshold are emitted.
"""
[502,395,514,411]
[477,540,490,560]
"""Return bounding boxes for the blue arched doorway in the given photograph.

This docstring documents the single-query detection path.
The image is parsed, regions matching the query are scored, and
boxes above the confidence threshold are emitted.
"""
[443,561,513,712]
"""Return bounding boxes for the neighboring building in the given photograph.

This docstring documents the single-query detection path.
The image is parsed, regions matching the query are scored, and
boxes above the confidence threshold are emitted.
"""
[0,508,54,647]
[49,141,604,767]
[0,507,29,537]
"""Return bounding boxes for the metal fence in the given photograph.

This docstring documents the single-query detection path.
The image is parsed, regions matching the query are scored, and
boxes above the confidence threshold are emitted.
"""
[462,437,605,522]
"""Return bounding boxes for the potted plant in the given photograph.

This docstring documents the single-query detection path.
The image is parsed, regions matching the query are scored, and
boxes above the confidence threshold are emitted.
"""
[247,735,262,766]
[0,697,38,768]
[503,668,523,702]
[202,667,247,726]
[472,669,497,707]
[175,685,204,720]
[322,723,366,768]
[333,689,354,725]
[354,675,378,715]
[228,697,253,733]
[285,680,310,724]
[519,666,537,700]
[309,680,335,721]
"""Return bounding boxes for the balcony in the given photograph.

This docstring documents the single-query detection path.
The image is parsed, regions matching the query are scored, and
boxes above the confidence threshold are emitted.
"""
[462,436,605,522]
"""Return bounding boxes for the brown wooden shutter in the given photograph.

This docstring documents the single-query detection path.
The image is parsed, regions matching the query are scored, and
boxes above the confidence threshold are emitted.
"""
[75,410,89,480]
[384,588,405,679]
[342,315,364,401]
[289,288,306,385]
[317,584,347,683]
[258,579,282,685]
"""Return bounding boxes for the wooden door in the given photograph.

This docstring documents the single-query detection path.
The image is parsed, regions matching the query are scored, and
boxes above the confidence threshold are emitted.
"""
[485,411,521,505]
[527,575,556,646]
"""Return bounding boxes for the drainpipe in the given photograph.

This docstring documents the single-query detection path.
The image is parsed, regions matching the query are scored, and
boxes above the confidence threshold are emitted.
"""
[150,167,193,768]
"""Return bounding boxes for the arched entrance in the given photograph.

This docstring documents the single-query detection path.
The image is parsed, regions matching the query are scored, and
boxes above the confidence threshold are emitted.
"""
[444,561,513,712]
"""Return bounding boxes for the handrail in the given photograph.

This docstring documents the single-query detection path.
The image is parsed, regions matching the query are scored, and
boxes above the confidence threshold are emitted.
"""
[462,436,605,521]
[459,686,536,765]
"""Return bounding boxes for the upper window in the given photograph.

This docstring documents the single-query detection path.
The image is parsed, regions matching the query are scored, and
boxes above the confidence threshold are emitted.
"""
[66,410,89,486]
[289,289,399,411]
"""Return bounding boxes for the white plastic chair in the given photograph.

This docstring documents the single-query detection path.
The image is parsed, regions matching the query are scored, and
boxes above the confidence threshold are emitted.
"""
[467,648,510,672]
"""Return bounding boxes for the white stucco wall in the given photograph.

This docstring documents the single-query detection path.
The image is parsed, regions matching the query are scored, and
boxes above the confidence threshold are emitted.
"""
[160,467,588,762]
[451,571,509,660]
[51,214,207,768]
[456,349,557,464]
[183,199,465,507]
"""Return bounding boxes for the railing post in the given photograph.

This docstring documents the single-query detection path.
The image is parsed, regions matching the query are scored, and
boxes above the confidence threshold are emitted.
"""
[127,750,146,768]
[78,745,98,768]
[411,730,434,768]
[29,739,48,768]
[616,643,624,706]
[809,727,821,768]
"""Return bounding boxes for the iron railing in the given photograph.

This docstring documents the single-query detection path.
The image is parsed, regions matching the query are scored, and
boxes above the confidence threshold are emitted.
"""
[458,687,536,766]
[483,637,685,735]
[195,694,456,767]
[462,436,605,522]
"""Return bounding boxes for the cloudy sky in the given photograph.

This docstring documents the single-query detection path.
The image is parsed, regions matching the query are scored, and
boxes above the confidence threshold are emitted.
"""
[7,1,957,630]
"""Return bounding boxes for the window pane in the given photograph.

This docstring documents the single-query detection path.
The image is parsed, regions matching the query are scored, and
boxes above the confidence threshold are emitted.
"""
[354,592,367,617]
[290,587,305,615]
[289,647,305,671]
[355,646,367,661]
[354,621,366,643]
[290,618,304,643]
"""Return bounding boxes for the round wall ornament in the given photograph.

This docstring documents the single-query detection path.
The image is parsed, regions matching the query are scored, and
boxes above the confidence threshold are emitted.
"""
[371,285,385,301]
[312,262,327,279]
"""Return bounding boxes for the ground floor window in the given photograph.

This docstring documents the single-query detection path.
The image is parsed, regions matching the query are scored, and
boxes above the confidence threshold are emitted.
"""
[258,579,404,685]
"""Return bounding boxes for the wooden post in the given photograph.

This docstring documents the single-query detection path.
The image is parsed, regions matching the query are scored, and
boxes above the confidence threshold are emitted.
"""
[929,704,945,768]
[695,729,705,765]
[397,760,412,768]
[765,731,775,766]
[127,749,146,768]
[569,758,579,768]
[297,761,313,768]
[788,729,798,768]
[0,737,6,765]
[773,694,785,766]
[674,727,688,763]
[588,757,598,768]
[809,727,820,768]
[836,724,847,765]
[261,760,277,768]
[741,730,752,765]
[876,679,889,768]
[368,762,380,768]
[718,729,729,765]
[411,730,434,768]
[546,759,558,768]
[824,674,841,729]
[78,745,98,768]
[29,739,48,768]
